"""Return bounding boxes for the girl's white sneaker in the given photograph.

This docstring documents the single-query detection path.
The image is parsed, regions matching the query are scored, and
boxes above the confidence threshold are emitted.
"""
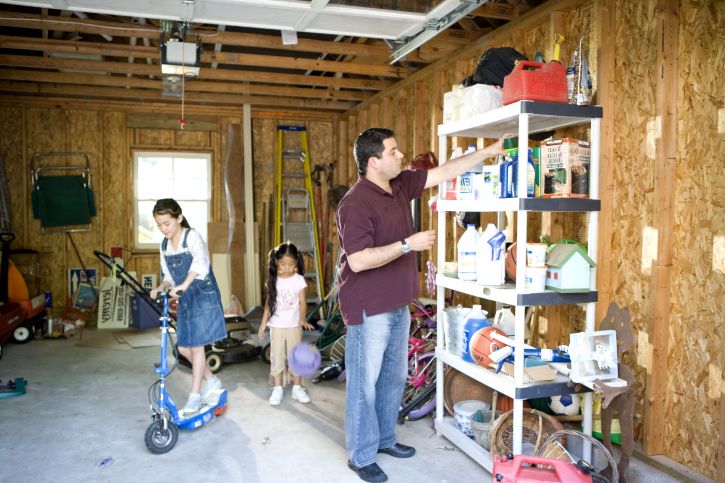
[292,385,310,403]
[269,386,283,406]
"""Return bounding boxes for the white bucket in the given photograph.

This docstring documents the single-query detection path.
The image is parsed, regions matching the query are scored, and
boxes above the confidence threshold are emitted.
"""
[525,266,547,292]
[454,400,491,438]
[526,243,548,267]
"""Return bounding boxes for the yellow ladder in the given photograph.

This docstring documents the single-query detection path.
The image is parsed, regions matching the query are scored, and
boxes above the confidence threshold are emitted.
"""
[274,125,325,312]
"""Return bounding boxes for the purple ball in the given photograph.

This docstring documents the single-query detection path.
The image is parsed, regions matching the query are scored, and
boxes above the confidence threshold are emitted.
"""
[288,342,321,378]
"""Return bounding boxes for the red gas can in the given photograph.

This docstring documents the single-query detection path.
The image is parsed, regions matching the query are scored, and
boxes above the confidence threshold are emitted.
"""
[492,454,593,483]
[502,61,568,105]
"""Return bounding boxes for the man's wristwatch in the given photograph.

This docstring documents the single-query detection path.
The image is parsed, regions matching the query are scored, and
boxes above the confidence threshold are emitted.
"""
[401,239,411,254]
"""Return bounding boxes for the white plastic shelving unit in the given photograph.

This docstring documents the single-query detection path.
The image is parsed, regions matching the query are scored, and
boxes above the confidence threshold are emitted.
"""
[434,100,603,471]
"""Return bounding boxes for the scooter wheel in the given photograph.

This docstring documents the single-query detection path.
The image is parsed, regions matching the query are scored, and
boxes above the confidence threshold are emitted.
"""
[206,351,223,373]
[145,420,178,454]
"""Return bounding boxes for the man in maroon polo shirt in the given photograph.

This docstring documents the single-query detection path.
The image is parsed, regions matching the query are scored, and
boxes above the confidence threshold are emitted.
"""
[337,127,503,482]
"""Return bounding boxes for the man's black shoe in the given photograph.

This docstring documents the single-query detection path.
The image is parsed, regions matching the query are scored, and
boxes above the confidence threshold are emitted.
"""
[347,461,388,482]
[377,443,416,458]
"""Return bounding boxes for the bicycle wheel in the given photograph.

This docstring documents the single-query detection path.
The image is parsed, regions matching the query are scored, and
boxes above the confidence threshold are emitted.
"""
[400,352,436,419]
[400,382,436,422]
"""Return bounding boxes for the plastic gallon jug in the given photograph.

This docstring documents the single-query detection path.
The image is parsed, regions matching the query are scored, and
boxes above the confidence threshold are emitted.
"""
[494,305,516,336]
[457,225,478,281]
[461,304,490,363]
[476,224,506,285]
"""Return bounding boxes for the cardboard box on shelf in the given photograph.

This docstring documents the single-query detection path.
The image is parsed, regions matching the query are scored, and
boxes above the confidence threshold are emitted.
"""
[540,138,590,198]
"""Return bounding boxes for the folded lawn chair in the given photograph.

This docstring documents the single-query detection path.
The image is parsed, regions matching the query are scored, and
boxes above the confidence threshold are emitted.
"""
[31,152,96,232]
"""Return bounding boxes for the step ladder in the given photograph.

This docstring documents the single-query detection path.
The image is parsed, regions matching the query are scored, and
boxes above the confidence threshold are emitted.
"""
[274,125,325,315]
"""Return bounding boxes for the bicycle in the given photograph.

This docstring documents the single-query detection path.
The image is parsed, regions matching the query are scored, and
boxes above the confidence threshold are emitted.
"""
[398,299,438,423]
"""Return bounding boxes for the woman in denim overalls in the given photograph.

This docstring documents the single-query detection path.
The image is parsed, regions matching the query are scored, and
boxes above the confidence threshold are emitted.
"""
[149,199,227,415]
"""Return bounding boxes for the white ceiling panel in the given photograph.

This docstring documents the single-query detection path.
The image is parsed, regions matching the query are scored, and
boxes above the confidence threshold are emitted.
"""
[0,0,459,39]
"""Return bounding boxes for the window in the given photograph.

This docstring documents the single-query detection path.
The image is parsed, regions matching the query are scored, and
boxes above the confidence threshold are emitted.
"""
[134,151,211,249]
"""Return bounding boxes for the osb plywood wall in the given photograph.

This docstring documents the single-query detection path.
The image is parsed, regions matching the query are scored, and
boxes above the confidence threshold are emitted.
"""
[336,0,724,478]
[0,108,127,311]
[664,0,724,473]
[0,106,337,317]
[609,0,658,453]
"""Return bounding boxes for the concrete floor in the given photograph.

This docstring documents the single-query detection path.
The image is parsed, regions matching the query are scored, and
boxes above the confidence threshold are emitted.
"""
[0,330,713,483]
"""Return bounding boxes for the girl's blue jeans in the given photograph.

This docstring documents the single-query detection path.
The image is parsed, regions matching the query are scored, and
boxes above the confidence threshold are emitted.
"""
[345,307,410,467]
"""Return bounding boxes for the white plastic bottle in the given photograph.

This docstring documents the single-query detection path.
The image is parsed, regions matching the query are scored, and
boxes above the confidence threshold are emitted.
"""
[457,224,478,281]
[444,147,464,200]
[494,304,516,336]
[456,144,481,200]
[476,224,506,285]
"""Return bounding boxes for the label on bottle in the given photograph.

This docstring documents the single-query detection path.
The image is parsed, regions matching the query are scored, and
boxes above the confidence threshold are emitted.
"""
[458,251,477,280]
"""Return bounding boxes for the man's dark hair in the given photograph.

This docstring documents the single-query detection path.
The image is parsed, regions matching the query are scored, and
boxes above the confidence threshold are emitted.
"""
[353,128,395,176]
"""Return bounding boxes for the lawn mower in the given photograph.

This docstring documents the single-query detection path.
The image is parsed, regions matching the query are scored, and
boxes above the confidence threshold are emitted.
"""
[1,232,45,347]
[1,233,31,357]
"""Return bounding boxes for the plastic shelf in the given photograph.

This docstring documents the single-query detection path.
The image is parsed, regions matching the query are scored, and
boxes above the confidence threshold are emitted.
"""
[436,275,598,307]
[437,348,589,400]
[438,101,602,138]
[437,197,601,213]
[435,417,494,471]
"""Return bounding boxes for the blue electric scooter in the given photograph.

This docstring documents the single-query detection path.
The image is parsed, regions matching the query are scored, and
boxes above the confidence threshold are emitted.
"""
[145,292,228,454]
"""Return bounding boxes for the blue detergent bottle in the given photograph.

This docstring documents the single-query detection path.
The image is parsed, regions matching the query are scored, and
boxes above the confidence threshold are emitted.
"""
[461,304,490,363]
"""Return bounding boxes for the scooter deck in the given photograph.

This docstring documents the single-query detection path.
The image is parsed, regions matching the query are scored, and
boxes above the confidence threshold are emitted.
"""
[176,389,228,430]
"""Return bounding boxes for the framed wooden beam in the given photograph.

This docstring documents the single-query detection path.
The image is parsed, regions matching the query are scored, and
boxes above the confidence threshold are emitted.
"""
[0,54,391,91]
[0,70,370,102]
[0,35,405,79]
[126,113,219,131]
[643,0,679,456]
[594,0,616,323]
[0,81,356,111]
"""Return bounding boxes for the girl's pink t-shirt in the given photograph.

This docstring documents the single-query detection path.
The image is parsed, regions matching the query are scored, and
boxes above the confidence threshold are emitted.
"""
[267,273,307,328]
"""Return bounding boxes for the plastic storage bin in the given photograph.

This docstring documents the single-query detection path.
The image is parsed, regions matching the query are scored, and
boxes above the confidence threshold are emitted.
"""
[130,294,161,329]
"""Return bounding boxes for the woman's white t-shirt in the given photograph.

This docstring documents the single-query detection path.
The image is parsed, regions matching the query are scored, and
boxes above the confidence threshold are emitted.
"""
[267,273,307,328]
[159,228,211,287]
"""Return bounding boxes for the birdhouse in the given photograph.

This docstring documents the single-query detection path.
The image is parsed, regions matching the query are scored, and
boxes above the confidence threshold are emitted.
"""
[545,243,596,293]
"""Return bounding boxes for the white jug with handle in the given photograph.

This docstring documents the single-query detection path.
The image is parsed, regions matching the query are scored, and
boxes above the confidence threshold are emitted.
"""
[493,304,516,336]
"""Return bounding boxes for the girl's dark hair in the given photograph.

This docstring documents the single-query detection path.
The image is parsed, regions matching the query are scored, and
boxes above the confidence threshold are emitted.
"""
[353,127,395,176]
[265,242,305,317]
[152,198,190,228]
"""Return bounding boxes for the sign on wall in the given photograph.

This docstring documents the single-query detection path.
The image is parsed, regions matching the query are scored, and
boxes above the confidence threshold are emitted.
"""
[68,268,97,296]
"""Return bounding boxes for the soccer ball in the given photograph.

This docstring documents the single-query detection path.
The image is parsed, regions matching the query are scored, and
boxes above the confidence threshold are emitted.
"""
[547,394,580,416]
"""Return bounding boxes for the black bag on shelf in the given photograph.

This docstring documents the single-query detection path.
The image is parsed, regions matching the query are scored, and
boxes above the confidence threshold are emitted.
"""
[463,47,528,88]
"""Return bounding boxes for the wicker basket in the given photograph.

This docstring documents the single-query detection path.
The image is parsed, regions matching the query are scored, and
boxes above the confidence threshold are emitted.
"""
[490,408,564,456]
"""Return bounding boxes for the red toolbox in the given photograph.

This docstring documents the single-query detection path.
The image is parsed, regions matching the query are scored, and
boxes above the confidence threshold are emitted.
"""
[502,61,567,105]
[492,454,593,482]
